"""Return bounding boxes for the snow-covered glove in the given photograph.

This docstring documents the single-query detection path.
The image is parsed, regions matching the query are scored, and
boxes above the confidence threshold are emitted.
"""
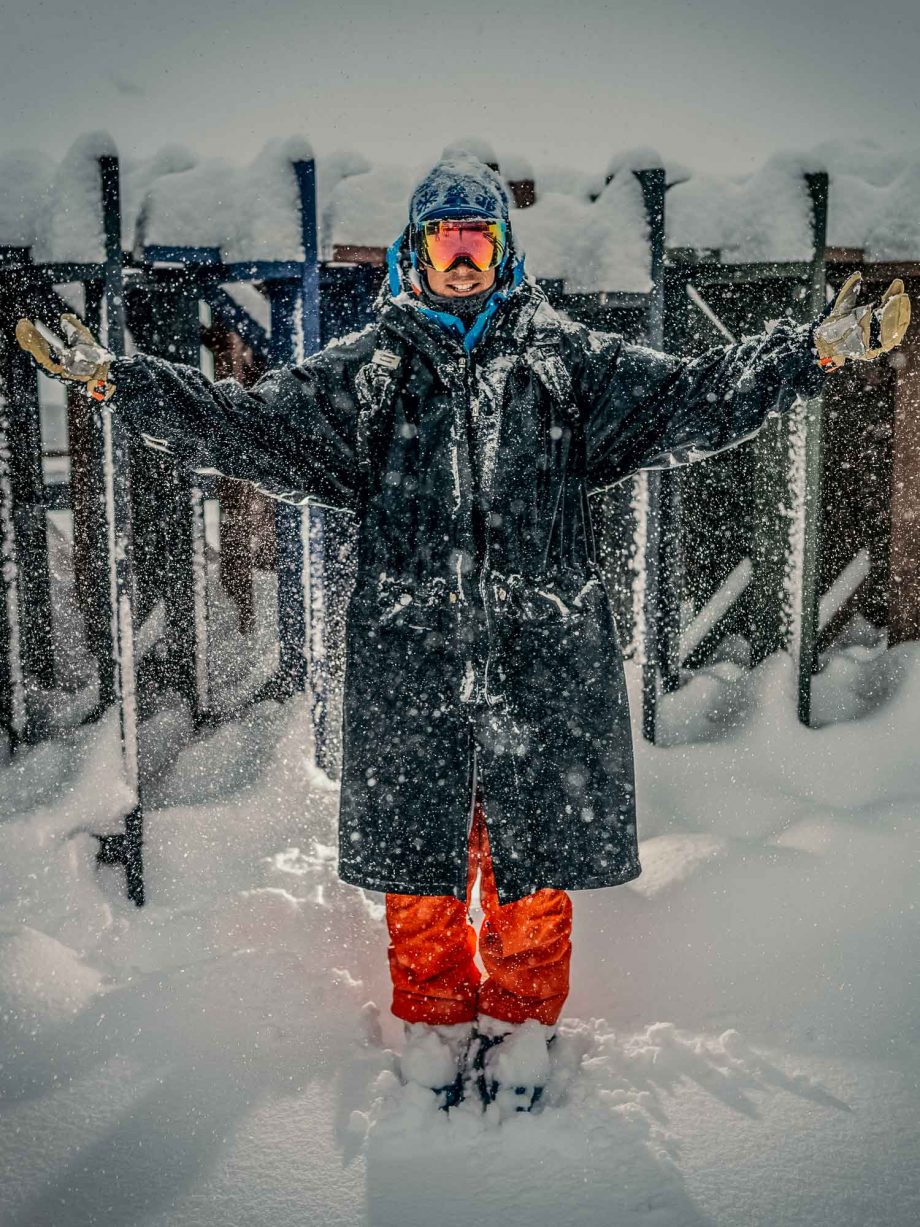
[15,313,115,401]
[813,272,911,371]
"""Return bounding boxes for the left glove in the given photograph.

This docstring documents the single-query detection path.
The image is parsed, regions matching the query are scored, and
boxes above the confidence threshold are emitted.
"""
[813,272,911,371]
[16,313,116,401]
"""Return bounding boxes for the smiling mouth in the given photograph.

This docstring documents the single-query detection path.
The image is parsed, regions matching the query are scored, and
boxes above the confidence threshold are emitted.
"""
[443,257,483,294]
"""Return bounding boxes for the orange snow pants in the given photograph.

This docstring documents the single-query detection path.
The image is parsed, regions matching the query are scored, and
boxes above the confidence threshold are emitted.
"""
[386,796,573,1026]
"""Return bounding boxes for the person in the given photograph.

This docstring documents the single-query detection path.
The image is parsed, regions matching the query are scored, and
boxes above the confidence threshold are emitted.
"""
[17,153,910,1114]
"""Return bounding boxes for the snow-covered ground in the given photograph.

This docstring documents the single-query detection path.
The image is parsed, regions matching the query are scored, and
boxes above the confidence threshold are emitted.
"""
[1,612,918,1226]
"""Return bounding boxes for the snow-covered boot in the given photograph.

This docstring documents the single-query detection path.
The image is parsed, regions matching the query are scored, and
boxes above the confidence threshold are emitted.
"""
[470,1016,555,1114]
[470,1023,510,1107]
[400,1021,473,1111]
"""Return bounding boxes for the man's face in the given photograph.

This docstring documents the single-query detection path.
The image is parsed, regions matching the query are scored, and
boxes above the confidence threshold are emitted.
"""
[425,261,497,298]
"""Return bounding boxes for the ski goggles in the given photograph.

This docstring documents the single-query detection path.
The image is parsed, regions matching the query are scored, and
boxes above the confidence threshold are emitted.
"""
[413,218,508,272]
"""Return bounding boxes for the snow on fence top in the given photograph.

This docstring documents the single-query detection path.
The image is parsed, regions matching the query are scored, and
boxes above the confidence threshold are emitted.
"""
[2,134,920,290]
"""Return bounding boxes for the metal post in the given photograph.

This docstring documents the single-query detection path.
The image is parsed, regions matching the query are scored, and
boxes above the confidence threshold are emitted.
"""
[158,280,211,723]
[268,280,310,696]
[95,155,144,904]
[293,159,321,353]
[274,158,332,768]
[0,397,28,750]
[633,168,677,742]
[5,279,55,707]
[749,414,789,666]
[75,278,117,709]
[795,172,829,725]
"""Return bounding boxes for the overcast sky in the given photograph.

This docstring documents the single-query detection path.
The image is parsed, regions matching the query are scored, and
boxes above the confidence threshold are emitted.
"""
[2,0,919,176]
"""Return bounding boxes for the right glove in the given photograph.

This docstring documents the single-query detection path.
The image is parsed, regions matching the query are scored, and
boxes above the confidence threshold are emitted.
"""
[813,272,911,371]
[15,313,115,401]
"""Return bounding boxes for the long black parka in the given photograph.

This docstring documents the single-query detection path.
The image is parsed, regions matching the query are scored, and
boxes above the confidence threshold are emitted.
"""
[112,274,823,903]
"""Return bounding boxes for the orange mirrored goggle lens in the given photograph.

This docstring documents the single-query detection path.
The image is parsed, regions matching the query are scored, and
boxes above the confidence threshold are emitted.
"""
[417,219,507,272]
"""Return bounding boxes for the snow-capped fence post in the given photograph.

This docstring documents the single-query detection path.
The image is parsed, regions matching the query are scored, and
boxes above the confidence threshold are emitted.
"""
[273,156,335,773]
[747,172,829,710]
[269,160,313,719]
[633,167,680,743]
[791,171,829,726]
[93,153,145,906]
[295,158,322,356]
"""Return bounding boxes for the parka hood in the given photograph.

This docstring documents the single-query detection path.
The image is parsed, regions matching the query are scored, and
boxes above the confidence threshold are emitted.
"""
[380,229,527,353]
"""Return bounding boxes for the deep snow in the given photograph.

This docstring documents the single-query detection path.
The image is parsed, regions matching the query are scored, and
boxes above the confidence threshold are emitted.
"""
[1,588,918,1225]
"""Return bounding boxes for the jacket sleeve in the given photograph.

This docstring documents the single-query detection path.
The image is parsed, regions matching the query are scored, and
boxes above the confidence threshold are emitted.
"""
[109,339,363,512]
[574,320,826,493]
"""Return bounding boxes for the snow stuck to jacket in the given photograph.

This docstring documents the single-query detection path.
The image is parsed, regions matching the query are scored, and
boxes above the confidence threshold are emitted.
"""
[5,135,920,280]
[0,535,918,1227]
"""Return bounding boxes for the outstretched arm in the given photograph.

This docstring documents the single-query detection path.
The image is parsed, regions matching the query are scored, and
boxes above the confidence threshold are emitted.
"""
[577,319,824,494]
[575,274,911,494]
[111,348,363,511]
[16,313,366,513]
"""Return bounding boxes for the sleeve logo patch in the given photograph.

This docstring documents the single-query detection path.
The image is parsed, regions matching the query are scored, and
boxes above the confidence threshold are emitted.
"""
[372,349,401,370]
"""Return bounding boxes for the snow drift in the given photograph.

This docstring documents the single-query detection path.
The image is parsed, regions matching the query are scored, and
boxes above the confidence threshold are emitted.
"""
[0,632,918,1225]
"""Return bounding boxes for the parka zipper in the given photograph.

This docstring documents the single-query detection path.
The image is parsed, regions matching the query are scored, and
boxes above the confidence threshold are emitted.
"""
[460,351,487,896]
[458,350,490,706]
[468,743,479,837]
[459,351,498,708]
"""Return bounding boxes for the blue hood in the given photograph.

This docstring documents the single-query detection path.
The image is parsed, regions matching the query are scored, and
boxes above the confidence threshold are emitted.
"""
[385,232,525,353]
